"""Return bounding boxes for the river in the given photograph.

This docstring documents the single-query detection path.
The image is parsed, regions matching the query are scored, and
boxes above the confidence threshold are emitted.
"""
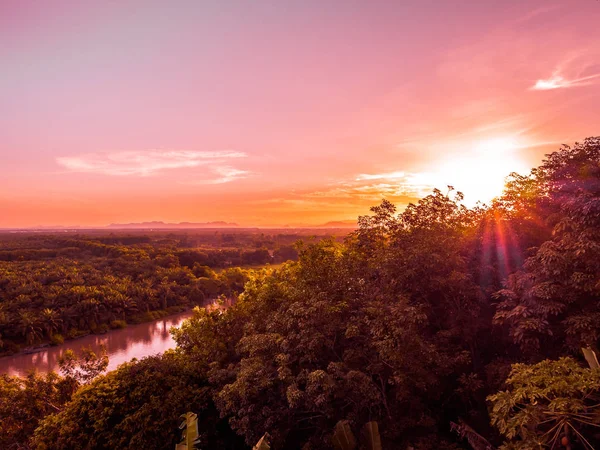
[0,310,195,377]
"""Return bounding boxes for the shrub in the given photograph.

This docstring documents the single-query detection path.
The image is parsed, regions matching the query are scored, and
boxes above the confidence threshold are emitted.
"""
[110,320,127,329]
[66,328,88,339]
[50,334,64,345]
[96,323,110,333]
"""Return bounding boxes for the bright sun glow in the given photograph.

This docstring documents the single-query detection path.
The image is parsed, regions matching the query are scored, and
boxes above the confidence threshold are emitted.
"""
[410,138,528,205]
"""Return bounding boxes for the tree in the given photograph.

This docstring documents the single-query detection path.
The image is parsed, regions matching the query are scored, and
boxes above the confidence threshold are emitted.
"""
[40,308,62,339]
[32,353,244,450]
[494,138,600,356]
[58,345,109,395]
[17,310,43,345]
[488,357,600,449]
[195,239,472,448]
[0,372,72,449]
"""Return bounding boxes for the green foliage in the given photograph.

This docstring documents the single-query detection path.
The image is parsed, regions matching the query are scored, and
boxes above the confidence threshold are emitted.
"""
[450,419,494,450]
[32,352,244,450]
[50,333,64,345]
[170,189,483,448]
[0,372,74,449]
[488,357,600,449]
[58,345,109,386]
[0,231,300,353]
[493,138,600,355]
[110,319,128,329]
[0,228,341,352]
[0,342,108,449]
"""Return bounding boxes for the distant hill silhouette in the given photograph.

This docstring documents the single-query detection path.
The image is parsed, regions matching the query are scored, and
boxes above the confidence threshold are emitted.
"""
[1,220,356,231]
[281,220,357,228]
[107,221,239,229]
[317,220,357,228]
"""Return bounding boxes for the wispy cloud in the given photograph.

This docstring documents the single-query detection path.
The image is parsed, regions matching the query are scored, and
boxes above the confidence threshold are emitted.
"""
[299,171,433,204]
[56,150,246,176]
[531,72,600,90]
[183,166,251,185]
[513,4,564,25]
[211,166,250,184]
[356,171,406,181]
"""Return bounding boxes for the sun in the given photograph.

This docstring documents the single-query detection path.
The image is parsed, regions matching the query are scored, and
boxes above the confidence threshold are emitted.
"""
[415,137,528,205]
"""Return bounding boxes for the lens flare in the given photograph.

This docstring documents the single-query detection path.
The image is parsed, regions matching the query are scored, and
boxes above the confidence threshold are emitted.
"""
[417,138,529,205]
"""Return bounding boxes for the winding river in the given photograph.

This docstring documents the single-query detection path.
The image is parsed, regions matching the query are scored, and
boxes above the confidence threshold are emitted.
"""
[0,310,194,377]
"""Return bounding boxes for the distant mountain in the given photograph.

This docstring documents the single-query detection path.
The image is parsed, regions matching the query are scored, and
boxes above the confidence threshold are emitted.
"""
[107,221,239,229]
[316,220,357,228]
[0,225,82,231]
[1,220,355,231]
[282,220,357,229]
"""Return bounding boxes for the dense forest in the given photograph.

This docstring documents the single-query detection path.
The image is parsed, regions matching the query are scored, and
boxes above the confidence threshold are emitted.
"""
[0,229,348,355]
[1,138,599,449]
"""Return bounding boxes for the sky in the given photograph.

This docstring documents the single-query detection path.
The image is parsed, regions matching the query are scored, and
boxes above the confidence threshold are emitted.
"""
[1,0,600,227]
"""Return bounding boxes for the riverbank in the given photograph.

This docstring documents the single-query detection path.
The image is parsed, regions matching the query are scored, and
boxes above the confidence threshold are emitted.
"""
[0,304,197,359]
[0,308,198,376]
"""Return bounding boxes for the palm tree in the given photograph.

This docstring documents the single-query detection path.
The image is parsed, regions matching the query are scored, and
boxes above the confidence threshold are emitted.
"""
[157,279,175,309]
[0,304,9,349]
[106,292,137,320]
[76,299,103,328]
[17,310,43,345]
[40,308,62,338]
[68,285,88,304]
[129,279,155,312]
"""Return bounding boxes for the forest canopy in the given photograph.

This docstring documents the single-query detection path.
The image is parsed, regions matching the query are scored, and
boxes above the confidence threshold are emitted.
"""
[0,229,347,354]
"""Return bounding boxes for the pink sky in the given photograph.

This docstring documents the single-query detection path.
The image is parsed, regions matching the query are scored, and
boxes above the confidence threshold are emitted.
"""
[1,0,600,227]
